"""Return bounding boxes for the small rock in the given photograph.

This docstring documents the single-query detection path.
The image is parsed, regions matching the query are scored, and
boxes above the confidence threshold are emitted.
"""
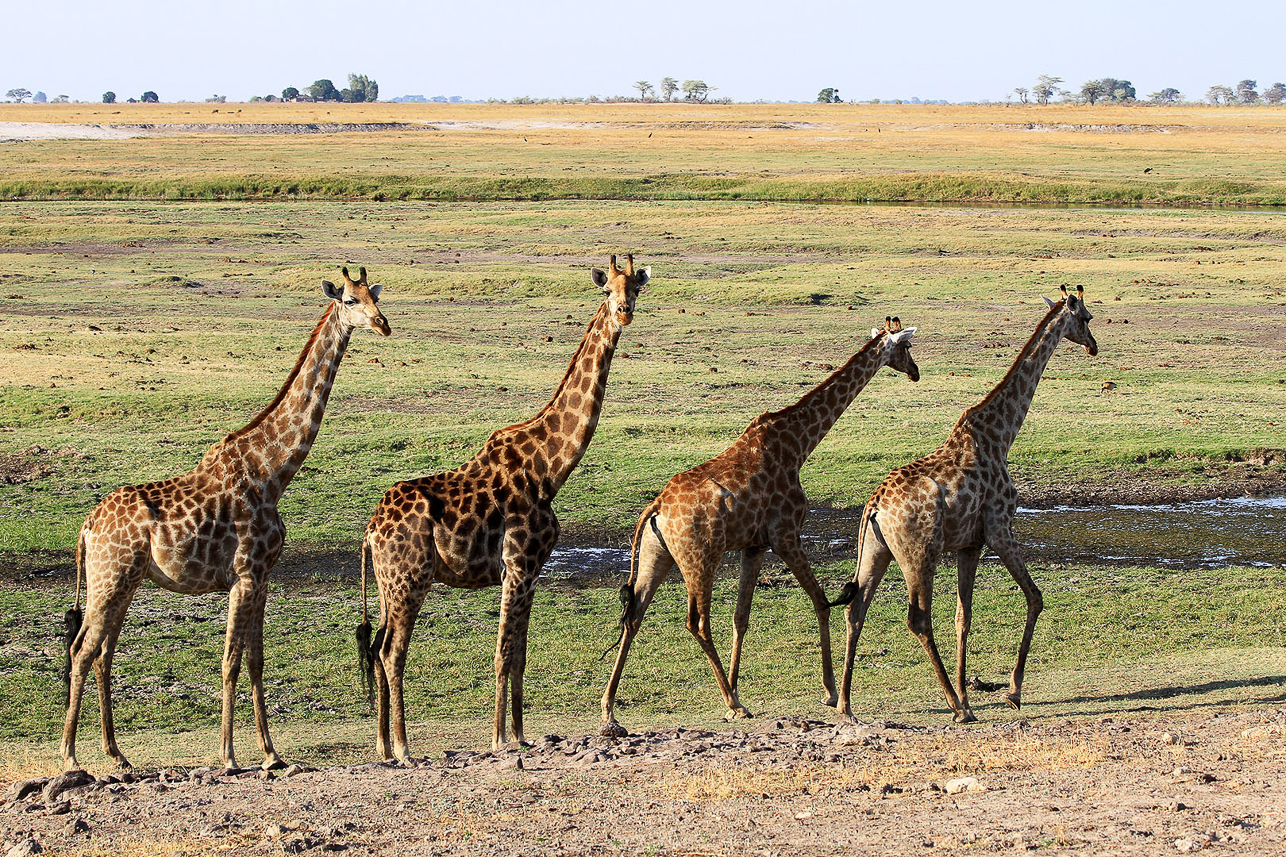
[46,800,71,816]
[944,777,986,795]
[1161,732,1181,745]
[1240,724,1286,740]
[42,770,94,803]
[67,817,91,835]
[6,840,43,857]
[794,811,813,820]
[5,779,47,802]
[283,764,308,778]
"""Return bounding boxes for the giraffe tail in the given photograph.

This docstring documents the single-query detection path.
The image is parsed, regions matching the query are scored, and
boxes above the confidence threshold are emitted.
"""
[601,496,663,661]
[355,529,376,709]
[828,499,876,608]
[62,523,87,705]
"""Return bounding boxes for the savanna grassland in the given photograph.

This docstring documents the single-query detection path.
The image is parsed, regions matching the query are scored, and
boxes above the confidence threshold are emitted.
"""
[1,103,1284,855]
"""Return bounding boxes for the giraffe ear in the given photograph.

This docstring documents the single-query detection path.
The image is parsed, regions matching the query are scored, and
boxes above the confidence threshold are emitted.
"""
[1042,295,1056,309]
[636,267,651,289]
[368,283,383,301]
[322,280,343,300]
[891,327,916,344]
[591,267,609,290]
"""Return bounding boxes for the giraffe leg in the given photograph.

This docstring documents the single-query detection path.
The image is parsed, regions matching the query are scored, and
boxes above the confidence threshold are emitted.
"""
[985,521,1043,711]
[62,557,140,771]
[371,619,393,761]
[954,547,983,723]
[378,592,426,762]
[774,537,837,707]
[727,546,766,697]
[684,571,750,719]
[837,538,893,722]
[92,611,131,768]
[600,524,675,736]
[245,583,285,769]
[492,563,539,750]
[219,578,260,770]
[904,565,969,722]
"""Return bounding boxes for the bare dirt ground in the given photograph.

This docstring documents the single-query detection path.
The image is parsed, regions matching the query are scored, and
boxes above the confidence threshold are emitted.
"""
[4,708,1285,856]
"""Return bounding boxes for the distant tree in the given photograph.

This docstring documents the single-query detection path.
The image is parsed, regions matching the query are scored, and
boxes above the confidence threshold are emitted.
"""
[633,80,653,100]
[1102,78,1135,101]
[1013,86,1029,103]
[264,94,279,102]
[308,79,339,102]
[52,94,69,103]
[6,88,31,103]
[1148,87,1181,104]
[347,73,378,102]
[1079,80,1106,105]
[1206,85,1235,106]
[282,86,300,101]
[1236,79,1259,103]
[1033,74,1062,105]
[681,79,712,103]
[659,77,678,102]
[102,91,116,104]
[140,90,159,103]
[816,87,841,103]
[33,90,47,103]
[205,94,227,103]
[1263,83,1286,104]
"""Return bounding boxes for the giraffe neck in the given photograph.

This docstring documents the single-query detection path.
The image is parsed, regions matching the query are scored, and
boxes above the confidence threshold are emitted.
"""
[960,304,1070,455]
[524,302,622,494]
[203,304,352,501]
[765,336,889,465]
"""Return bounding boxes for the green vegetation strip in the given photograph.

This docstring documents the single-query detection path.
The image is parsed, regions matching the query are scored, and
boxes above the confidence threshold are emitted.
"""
[3,173,1284,205]
[3,561,1283,764]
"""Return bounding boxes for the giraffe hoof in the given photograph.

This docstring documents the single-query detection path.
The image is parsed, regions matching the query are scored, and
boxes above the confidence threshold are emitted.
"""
[954,710,978,724]
[599,721,628,738]
[724,707,753,721]
[820,694,838,709]
[262,757,288,772]
[1004,693,1022,711]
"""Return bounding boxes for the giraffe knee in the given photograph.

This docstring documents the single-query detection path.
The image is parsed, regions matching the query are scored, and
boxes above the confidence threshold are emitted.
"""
[907,604,932,637]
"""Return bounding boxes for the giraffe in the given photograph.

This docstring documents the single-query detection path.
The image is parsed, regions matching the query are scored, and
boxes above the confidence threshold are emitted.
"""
[834,287,1097,724]
[599,318,920,736]
[358,254,648,759]
[60,267,390,772]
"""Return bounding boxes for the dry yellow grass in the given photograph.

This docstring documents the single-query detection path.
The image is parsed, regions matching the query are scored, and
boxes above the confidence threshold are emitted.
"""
[4,102,1286,202]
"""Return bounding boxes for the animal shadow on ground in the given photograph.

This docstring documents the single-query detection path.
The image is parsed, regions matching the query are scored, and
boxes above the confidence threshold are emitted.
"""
[1048,674,1286,718]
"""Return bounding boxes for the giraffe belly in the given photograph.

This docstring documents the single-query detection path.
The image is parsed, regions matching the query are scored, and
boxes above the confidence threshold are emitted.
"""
[146,526,239,593]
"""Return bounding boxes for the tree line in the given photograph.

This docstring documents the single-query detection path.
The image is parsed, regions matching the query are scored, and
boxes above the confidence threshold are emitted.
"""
[1012,75,1286,106]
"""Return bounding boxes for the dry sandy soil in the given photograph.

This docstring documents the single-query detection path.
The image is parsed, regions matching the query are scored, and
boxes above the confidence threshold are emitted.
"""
[4,708,1285,856]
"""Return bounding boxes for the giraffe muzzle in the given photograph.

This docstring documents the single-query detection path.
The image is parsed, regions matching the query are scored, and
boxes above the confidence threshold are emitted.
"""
[373,315,391,337]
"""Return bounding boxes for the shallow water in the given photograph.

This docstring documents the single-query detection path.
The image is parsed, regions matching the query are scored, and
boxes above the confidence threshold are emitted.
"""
[542,495,1286,578]
[1015,495,1286,570]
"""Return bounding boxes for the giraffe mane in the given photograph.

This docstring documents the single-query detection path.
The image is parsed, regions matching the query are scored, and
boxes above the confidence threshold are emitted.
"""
[226,303,338,441]
[965,297,1066,416]
[496,301,612,436]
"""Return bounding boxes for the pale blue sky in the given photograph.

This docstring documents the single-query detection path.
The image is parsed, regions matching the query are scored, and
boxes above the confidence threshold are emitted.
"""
[5,0,1285,104]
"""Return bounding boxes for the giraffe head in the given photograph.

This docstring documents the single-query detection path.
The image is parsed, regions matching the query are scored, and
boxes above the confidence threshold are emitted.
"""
[1043,285,1097,356]
[590,254,650,328]
[870,316,920,381]
[322,266,391,337]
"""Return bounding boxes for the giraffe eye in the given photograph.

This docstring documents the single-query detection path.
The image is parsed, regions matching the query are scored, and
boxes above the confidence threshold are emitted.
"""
[344,298,357,306]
